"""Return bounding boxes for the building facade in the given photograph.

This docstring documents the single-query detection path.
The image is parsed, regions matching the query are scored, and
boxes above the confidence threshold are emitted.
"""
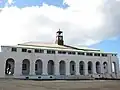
[0,30,119,80]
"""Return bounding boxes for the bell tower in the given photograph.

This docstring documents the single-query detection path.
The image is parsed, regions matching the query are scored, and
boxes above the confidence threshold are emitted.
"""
[55,29,64,45]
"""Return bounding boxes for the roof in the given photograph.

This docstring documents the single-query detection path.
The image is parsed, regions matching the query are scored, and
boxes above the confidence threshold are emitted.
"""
[18,42,70,49]
[18,42,100,51]
[1,42,117,54]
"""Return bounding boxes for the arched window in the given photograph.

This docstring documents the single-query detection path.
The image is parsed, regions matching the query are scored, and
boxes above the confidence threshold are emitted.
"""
[96,61,101,74]
[88,61,93,74]
[70,61,76,75]
[103,62,108,74]
[79,61,85,75]
[5,58,15,75]
[35,60,42,75]
[22,59,30,75]
[59,60,66,75]
[112,62,116,73]
[48,60,54,75]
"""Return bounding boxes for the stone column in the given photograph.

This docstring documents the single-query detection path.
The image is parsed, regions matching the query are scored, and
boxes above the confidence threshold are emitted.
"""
[85,62,88,75]
[66,60,70,75]
[30,53,35,75]
[55,60,59,75]
[93,62,96,74]
[76,60,80,75]
[100,62,103,74]
[14,60,22,76]
[43,60,48,75]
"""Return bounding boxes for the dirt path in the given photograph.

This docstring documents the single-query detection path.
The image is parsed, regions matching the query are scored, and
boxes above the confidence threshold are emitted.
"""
[0,79,120,90]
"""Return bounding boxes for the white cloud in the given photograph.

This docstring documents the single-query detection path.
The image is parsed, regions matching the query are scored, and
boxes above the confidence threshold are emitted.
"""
[7,0,14,5]
[0,0,120,46]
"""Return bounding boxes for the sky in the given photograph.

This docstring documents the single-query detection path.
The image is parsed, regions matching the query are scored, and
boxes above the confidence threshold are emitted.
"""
[0,0,120,61]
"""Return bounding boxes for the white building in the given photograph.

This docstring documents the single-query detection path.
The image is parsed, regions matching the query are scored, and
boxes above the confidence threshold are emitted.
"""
[0,30,119,80]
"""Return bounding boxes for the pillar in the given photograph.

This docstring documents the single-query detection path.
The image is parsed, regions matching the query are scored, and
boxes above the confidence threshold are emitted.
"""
[100,62,103,74]
[14,60,22,76]
[93,62,96,74]
[30,59,35,75]
[66,60,70,75]
[43,60,48,75]
[85,62,88,75]
[55,60,59,75]
[76,60,80,75]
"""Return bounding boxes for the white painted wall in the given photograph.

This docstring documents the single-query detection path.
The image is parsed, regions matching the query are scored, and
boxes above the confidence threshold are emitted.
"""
[0,46,119,79]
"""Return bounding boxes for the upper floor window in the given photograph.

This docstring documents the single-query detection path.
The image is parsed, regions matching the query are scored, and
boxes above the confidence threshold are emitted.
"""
[35,49,39,53]
[102,54,107,57]
[58,51,66,54]
[47,50,55,54]
[28,50,32,53]
[112,54,117,56]
[22,48,27,52]
[94,53,100,56]
[68,51,76,55]
[78,52,85,55]
[35,49,44,53]
[11,48,17,52]
[40,49,44,53]
[86,53,93,56]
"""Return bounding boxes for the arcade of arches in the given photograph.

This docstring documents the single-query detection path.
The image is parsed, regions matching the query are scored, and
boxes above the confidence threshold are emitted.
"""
[5,58,117,76]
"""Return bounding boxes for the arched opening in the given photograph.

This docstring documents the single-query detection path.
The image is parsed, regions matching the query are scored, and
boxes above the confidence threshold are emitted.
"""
[35,59,42,75]
[48,60,54,75]
[96,61,101,74]
[59,60,66,75]
[22,59,30,75]
[79,61,85,75]
[103,62,108,74]
[5,58,15,75]
[112,62,116,73]
[88,61,93,74]
[70,61,76,75]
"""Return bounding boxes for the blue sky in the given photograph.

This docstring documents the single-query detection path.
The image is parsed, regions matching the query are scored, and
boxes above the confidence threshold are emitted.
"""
[0,0,68,8]
[0,0,120,59]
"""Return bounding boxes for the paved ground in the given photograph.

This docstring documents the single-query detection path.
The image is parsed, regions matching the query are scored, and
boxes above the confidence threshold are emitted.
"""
[0,79,120,90]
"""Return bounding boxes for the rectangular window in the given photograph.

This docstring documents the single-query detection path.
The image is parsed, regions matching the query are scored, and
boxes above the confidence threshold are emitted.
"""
[35,49,44,53]
[72,65,74,71]
[58,51,66,54]
[102,54,104,56]
[72,52,76,55]
[22,48,27,52]
[35,49,39,53]
[39,49,44,53]
[62,51,66,54]
[52,50,55,54]
[68,52,76,55]
[35,64,37,71]
[28,50,32,53]
[22,64,27,70]
[58,51,62,54]
[47,50,55,54]
[78,52,84,55]
[86,53,93,56]
[98,53,100,56]
[102,54,107,57]
[11,48,17,52]
[94,53,100,56]
[68,52,71,54]
[94,53,97,56]
[47,50,51,54]
[105,54,107,57]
